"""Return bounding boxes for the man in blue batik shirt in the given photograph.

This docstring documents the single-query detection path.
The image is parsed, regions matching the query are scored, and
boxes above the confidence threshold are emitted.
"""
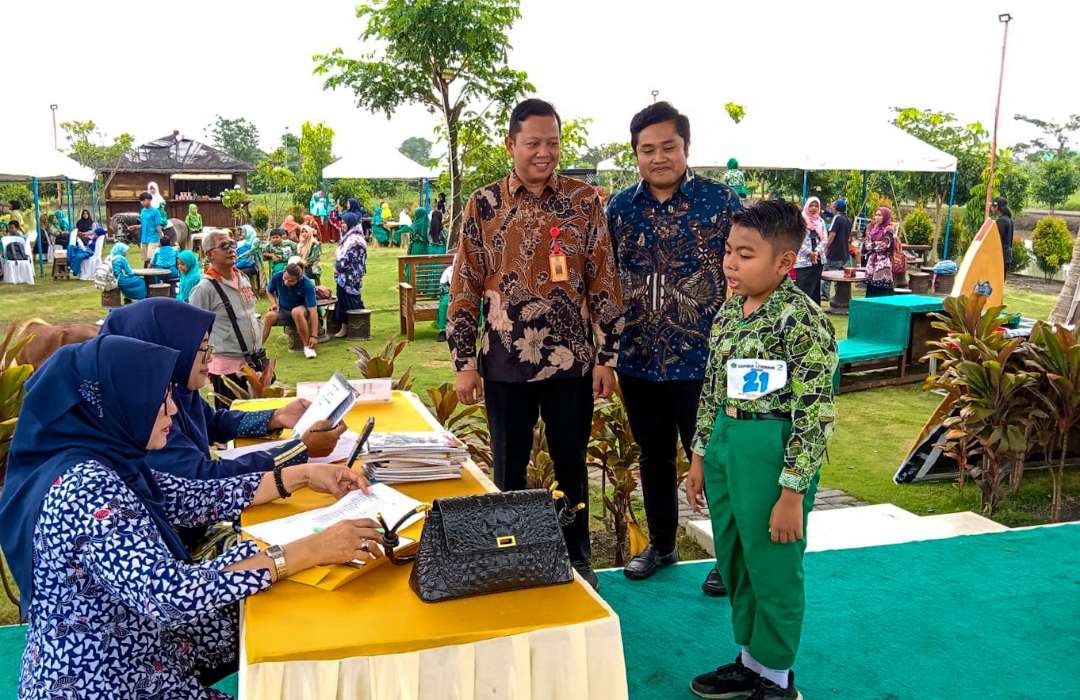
[607,102,740,592]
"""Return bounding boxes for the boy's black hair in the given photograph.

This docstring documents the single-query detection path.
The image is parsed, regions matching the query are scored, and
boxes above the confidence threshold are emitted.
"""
[284,262,303,278]
[731,199,806,253]
[9,200,20,210]
[508,99,561,138]
[630,101,691,151]
[160,230,175,246]
[269,227,285,238]
[138,192,153,202]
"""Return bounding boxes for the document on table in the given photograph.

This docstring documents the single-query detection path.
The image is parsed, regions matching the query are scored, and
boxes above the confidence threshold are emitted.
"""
[216,431,359,463]
[241,483,425,548]
[291,372,358,437]
[296,378,392,404]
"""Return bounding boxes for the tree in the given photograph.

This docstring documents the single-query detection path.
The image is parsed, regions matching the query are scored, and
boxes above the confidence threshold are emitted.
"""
[965,148,1029,235]
[1013,113,1080,158]
[60,120,135,192]
[1032,157,1079,213]
[1031,216,1074,280]
[314,0,533,243]
[399,136,433,166]
[206,116,265,165]
[892,107,989,255]
[724,102,746,124]
[296,121,335,205]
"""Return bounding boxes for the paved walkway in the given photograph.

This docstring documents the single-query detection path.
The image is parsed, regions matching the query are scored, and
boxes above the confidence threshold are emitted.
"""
[675,486,866,527]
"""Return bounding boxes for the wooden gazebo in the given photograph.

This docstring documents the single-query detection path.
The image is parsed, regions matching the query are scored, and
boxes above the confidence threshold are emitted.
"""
[104,130,254,229]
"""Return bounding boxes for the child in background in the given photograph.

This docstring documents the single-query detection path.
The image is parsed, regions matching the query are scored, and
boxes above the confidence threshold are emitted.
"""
[151,230,180,283]
[686,200,837,700]
[138,192,163,266]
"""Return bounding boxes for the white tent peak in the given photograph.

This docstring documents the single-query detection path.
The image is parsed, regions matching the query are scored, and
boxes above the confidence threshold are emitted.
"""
[323,144,438,181]
[0,141,95,183]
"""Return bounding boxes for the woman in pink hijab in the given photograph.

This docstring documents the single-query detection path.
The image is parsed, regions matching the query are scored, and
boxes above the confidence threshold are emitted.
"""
[864,207,896,297]
[793,196,826,302]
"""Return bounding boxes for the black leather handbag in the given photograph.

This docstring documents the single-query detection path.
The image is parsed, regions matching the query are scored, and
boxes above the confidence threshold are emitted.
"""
[408,489,574,603]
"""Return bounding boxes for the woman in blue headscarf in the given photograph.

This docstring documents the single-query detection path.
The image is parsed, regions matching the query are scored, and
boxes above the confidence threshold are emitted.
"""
[0,335,380,697]
[370,202,390,246]
[109,242,147,301]
[176,249,202,302]
[406,206,430,256]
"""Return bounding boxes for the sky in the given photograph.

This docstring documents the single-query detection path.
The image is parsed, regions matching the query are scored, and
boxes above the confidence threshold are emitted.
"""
[5,0,1078,160]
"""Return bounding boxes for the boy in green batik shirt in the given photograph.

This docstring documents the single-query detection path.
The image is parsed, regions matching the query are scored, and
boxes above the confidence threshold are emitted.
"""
[685,200,837,700]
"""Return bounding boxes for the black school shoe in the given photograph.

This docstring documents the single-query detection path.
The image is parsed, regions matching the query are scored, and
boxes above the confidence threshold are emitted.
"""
[623,544,678,580]
[690,656,758,698]
[702,568,728,596]
[572,560,599,590]
[748,671,801,699]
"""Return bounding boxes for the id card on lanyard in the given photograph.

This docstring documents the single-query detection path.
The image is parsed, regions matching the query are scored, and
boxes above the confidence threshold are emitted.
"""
[549,226,568,282]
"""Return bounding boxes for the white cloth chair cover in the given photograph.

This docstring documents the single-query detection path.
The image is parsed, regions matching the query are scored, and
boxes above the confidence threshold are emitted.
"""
[77,236,105,281]
[2,236,35,284]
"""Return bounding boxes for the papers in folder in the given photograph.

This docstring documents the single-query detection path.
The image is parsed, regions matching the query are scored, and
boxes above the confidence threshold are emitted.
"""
[363,431,469,483]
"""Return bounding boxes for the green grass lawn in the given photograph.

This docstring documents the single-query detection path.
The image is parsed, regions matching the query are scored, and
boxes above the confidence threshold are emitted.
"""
[0,246,1070,624]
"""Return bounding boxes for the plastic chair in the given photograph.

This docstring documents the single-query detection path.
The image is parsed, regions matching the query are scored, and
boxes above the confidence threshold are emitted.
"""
[2,236,35,284]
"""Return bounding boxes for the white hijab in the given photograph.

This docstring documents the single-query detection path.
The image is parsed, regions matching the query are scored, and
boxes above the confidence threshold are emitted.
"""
[147,182,166,209]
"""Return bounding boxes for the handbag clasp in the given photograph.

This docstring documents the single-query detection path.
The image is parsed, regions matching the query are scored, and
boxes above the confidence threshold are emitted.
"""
[496,535,517,548]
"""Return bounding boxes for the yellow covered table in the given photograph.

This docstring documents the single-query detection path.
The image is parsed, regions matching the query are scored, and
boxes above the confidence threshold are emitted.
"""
[235,391,628,699]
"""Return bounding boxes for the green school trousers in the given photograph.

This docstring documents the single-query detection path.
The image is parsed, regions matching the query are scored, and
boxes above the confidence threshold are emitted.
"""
[703,411,818,670]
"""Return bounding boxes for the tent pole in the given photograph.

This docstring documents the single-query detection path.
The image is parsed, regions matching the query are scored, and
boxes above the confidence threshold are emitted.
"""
[943,169,958,260]
[92,179,98,222]
[33,177,44,279]
[801,170,808,203]
[66,179,74,231]
[859,171,868,218]
[423,179,430,209]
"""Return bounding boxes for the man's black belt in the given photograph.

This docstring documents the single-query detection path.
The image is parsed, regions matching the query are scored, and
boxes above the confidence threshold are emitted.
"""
[724,405,789,421]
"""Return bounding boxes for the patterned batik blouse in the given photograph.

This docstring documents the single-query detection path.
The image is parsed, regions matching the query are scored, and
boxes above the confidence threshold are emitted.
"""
[692,277,838,492]
[448,172,624,383]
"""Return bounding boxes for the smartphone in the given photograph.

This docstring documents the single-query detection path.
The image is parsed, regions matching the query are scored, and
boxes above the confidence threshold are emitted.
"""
[346,416,376,471]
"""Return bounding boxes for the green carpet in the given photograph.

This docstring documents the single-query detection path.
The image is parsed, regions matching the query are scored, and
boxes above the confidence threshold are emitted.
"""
[596,524,1080,700]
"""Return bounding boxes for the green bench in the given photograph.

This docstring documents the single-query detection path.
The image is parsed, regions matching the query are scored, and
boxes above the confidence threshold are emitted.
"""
[835,295,944,392]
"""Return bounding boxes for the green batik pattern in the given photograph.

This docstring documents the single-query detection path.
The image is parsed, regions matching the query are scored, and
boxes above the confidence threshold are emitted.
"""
[692,277,838,492]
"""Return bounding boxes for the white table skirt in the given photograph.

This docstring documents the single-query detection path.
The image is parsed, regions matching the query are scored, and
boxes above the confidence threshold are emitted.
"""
[240,612,627,700]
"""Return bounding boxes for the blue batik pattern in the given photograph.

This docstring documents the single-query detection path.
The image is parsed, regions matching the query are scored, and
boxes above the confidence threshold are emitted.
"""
[18,461,270,699]
[607,171,741,381]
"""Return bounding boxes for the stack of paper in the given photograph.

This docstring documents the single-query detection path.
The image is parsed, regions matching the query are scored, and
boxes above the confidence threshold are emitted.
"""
[363,431,469,483]
[296,378,392,404]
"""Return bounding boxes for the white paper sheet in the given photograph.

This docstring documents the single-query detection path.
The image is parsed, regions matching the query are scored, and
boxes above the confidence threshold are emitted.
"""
[291,372,358,437]
[216,431,359,464]
[241,483,424,546]
[296,378,393,404]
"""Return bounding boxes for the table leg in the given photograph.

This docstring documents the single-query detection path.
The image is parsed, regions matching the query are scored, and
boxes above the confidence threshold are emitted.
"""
[828,281,853,314]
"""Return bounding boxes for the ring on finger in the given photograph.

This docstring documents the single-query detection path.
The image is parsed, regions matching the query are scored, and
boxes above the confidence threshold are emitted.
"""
[360,540,371,552]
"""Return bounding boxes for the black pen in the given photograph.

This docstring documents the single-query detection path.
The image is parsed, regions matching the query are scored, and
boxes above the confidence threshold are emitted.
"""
[346,417,377,472]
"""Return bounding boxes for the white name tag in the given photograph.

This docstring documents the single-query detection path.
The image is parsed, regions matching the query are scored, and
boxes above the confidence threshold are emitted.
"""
[727,359,788,400]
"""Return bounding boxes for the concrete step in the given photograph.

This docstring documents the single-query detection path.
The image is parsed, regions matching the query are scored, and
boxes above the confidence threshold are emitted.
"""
[685,504,1005,556]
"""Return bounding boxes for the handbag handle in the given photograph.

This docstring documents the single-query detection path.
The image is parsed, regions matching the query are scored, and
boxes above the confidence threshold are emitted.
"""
[380,504,432,565]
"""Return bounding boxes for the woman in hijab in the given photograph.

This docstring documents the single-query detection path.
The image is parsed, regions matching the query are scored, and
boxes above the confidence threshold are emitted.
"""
[346,197,366,218]
[407,206,430,256]
[281,214,300,242]
[794,196,826,302]
[109,242,147,301]
[992,196,1014,276]
[864,206,896,297]
[371,202,390,246]
[176,250,202,302]
[147,181,172,232]
[298,224,322,285]
[332,211,368,337]
[185,203,204,233]
[75,208,94,242]
[0,335,380,698]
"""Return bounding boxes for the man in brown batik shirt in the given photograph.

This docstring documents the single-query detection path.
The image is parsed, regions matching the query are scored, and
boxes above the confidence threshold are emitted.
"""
[447,98,624,589]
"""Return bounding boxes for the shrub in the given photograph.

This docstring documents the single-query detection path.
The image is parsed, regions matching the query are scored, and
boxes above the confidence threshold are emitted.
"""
[251,204,270,232]
[1031,216,1073,279]
[0,183,33,210]
[288,204,306,223]
[940,211,969,260]
[1007,240,1031,274]
[902,208,934,246]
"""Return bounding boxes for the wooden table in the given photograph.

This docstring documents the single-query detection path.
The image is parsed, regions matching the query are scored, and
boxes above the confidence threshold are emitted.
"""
[133,267,173,296]
[822,270,866,314]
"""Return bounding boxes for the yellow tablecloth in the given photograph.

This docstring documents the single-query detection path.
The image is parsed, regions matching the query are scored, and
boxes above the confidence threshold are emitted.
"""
[235,391,628,699]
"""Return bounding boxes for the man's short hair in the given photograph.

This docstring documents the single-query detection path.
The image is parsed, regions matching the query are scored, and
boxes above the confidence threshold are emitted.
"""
[204,230,230,253]
[731,199,806,253]
[630,101,691,151]
[508,98,561,138]
[269,227,285,238]
[284,262,303,278]
[138,192,153,202]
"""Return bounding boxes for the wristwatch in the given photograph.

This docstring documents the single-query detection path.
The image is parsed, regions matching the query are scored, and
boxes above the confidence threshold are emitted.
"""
[265,544,287,581]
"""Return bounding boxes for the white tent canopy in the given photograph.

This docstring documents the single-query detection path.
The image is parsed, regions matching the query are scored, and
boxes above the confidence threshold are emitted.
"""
[323,146,438,181]
[598,115,957,174]
[0,141,95,183]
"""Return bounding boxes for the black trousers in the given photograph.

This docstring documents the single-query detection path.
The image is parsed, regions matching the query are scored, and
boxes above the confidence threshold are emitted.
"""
[619,375,703,554]
[484,376,593,563]
[795,264,823,301]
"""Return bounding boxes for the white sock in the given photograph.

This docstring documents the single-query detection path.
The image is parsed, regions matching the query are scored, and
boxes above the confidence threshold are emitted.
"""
[740,647,763,675]
[757,664,790,689]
